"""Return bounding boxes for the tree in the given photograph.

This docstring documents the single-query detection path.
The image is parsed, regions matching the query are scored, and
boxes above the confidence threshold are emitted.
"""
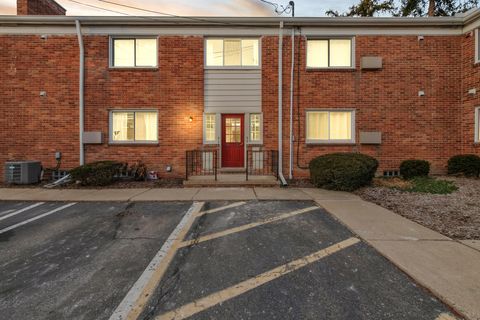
[327,0,478,17]
[326,0,395,16]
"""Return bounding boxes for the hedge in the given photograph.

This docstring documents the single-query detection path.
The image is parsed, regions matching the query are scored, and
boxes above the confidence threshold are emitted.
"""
[69,161,123,186]
[309,153,379,191]
[400,160,430,179]
[447,154,480,177]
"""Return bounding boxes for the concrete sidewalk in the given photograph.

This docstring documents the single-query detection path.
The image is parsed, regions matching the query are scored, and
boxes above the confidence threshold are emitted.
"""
[0,187,360,202]
[1,186,479,319]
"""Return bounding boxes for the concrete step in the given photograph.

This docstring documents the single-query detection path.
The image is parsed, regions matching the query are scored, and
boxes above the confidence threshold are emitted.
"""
[184,174,279,187]
[218,168,246,174]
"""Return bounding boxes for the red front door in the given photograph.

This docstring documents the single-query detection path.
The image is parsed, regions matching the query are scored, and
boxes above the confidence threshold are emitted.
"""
[221,114,244,167]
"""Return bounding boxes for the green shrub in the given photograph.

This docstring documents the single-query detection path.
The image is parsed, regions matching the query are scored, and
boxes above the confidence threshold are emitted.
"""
[69,161,123,186]
[407,177,458,194]
[447,154,480,177]
[400,160,430,179]
[309,153,379,191]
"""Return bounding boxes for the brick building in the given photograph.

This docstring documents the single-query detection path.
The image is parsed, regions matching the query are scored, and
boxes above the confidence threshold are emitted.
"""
[1,0,479,184]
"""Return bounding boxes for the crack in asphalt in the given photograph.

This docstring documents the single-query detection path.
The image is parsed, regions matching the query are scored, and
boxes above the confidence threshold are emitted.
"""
[141,210,209,320]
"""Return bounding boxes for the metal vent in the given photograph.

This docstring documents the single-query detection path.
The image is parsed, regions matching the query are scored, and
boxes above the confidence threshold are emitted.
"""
[6,163,22,183]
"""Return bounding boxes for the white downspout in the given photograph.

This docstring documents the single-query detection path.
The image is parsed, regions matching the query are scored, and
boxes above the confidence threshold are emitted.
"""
[75,20,85,165]
[278,21,287,186]
[289,26,295,180]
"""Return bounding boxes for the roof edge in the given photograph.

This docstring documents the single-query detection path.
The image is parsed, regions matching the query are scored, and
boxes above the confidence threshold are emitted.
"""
[0,11,478,28]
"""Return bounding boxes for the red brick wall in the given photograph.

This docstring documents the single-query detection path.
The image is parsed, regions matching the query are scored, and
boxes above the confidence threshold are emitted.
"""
[82,36,204,178]
[1,31,476,182]
[0,35,79,178]
[461,30,480,155]
[17,0,66,15]
[261,35,463,178]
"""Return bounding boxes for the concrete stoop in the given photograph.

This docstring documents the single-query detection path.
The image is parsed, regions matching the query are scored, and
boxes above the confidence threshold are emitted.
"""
[183,174,279,187]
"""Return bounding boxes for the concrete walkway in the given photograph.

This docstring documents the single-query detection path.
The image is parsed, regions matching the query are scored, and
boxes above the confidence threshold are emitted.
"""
[1,187,479,319]
[0,187,360,202]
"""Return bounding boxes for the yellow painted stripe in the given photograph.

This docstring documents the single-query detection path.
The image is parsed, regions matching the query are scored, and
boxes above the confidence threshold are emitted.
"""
[196,201,247,217]
[178,206,318,248]
[123,202,204,320]
[156,237,360,320]
[435,313,457,320]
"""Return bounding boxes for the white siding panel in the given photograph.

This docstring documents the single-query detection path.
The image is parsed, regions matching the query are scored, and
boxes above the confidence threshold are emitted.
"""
[205,69,261,112]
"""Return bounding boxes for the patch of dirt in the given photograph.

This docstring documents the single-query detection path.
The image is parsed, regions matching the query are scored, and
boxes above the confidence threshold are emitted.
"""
[287,179,314,188]
[355,176,480,240]
[372,177,413,189]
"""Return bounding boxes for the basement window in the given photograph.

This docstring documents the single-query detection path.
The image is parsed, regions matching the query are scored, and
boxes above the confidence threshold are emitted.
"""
[383,170,400,177]
[110,37,157,68]
[110,110,158,143]
[205,38,260,68]
[306,110,355,144]
[306,38,354,68]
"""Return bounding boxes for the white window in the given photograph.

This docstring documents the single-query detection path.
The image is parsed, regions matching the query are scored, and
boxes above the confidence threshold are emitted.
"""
[249,113,263,144]
[204,113,217,144]
[475,29,479,64]
[205,38,260,67]
[306,110,355,143]
[110,111,158,143]
[111,38,157,68]
[307,39,353,68]
[475,107,480,143]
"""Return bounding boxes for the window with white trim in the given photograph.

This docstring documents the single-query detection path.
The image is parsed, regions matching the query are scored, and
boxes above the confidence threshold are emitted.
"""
[204,113,217,144]
[475,29,479,64]
[110,111,158,143]
[306,39,353,68]
[205,38,260,67]
[475,107,480,143]
[249,113,262,143]
[111,38,157,68]
[306,110,355,143]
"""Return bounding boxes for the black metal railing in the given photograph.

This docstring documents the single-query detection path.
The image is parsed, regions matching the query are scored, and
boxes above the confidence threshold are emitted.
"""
[186,149,218,181]
[246,149,279,181]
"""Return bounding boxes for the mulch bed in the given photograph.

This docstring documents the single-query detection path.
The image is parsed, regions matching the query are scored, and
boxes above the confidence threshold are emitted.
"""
[355,177,480,240]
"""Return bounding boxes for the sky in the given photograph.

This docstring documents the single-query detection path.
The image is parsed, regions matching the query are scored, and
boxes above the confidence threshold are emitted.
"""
[0,0,358,17]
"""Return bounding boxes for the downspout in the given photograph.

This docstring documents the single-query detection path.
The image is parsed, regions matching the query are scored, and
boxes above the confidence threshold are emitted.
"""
[288,26,295,180]
[75,20,85,165]
[278,21,287,186]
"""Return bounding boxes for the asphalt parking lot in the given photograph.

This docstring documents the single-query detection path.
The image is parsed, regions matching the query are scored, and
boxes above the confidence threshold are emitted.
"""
[0,200,457,320]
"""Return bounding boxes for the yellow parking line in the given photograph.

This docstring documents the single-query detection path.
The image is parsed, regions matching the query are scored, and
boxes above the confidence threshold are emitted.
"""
[178,206,318,248]
[109,202,204,320]
[435,313,458,320]
[156,237,360,320]
[196,201,247,217]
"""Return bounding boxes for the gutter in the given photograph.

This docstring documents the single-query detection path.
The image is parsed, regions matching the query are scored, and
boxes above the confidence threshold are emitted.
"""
[288,26,295,180]
[278,21,287,186]
[75,20,85,165]
[0,15,470,27]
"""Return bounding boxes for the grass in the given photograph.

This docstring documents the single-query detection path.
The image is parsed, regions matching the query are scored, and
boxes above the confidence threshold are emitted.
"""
[373,176,458,194]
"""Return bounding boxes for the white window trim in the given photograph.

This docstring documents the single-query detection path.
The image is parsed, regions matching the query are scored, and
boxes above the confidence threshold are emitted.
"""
[109,109,159,144]
[203,113,220,145]
[475,29,479,64]
[475,107,480,143]
[306,37,355,70]
[246,112,263,145]
[204,37,262,70]
[305,109,356,144]
[109,36,158,69]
